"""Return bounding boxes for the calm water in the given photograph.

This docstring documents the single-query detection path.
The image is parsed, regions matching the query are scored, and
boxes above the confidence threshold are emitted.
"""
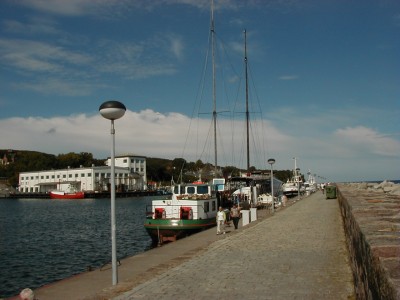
[0,197,154,298]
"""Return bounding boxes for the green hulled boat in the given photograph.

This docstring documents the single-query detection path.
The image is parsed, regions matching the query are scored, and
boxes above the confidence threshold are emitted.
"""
[144,181,223,245]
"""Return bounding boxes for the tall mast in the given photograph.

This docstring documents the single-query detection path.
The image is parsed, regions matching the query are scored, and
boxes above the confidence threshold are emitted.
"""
[211,0,217,174]
[244,29,250,172]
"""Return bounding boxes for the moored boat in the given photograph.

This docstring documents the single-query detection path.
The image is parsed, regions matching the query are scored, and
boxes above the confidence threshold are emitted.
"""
[282,157,305,197]
[49,190,85,199]
[144,180,223,245]
[224,172,283,208]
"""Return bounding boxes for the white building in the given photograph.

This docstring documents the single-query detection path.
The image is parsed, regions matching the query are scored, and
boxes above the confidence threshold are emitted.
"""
[18,155,147,193]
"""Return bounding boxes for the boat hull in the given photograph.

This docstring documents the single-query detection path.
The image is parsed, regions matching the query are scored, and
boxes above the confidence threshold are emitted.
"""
[144,218,216,244]
[49,191,85,199]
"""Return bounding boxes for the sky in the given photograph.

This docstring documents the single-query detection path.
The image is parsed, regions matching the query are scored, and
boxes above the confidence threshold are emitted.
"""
[0,0,399,183]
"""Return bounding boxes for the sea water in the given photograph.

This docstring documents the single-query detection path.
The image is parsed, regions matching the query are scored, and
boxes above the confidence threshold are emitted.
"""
[0,197,154,298]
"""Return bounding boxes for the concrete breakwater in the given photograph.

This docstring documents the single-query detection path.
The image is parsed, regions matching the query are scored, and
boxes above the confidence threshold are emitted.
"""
[337,183,400,300]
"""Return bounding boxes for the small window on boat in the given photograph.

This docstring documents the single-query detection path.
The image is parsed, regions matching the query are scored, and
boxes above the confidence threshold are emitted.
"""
[212,200,216,211]
[187,186,195,194]
[197,185,209,195]
[204,202,209,212]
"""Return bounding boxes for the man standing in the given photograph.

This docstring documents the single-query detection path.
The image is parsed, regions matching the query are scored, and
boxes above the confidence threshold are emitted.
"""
[230,204,240,229]
[216,206,226,235]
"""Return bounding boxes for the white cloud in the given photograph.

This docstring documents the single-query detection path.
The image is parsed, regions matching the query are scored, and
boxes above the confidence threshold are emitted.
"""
[18,0,113,16]
[334,126,400,157]
[1,110,399,183]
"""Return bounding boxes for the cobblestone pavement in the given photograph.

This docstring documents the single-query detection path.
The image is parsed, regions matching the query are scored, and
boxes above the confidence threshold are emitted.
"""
[114,192,355,300]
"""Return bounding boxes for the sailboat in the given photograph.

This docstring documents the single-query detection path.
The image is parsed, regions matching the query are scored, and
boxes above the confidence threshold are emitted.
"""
[223,30,282,209]
[144,0,225,245]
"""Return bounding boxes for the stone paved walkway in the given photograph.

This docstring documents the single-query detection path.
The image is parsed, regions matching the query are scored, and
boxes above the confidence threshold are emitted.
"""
[114,191,355,300]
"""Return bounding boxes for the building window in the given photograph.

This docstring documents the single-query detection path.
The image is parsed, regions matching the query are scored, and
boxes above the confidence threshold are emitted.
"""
[81,174,85,177]
[69,174,72,178]
[63,175,66,178]
[123,159,127,163]
[87,173,91,177]
[75,174,78,177]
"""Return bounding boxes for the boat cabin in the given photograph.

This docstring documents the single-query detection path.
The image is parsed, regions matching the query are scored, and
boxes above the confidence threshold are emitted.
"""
[148,183,219,220]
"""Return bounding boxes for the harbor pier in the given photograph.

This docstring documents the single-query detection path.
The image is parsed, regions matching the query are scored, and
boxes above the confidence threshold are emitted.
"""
[10,184,399,299]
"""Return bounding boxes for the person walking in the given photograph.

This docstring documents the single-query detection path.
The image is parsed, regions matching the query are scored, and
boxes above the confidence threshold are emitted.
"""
[216,206,226,235]
[230,204,240,229]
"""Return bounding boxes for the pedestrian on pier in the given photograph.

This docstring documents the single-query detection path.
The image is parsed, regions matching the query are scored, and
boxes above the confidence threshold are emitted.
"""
[216,206,226,235]
[230,204,241,229]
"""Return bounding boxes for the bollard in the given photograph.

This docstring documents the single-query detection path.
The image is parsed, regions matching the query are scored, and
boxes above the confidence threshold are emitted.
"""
[250,207,257,222]
[241,210,250,226]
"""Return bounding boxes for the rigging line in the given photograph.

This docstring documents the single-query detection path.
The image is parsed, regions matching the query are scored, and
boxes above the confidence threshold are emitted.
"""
[247,57,269,163]
[198,118,214,164]
[213,31,242,110]
[179,9,213,162]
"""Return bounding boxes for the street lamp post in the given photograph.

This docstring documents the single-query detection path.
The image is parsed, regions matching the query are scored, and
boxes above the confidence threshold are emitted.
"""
[99,100,126,286]
[267,158,275,214]
[296,167,300,200]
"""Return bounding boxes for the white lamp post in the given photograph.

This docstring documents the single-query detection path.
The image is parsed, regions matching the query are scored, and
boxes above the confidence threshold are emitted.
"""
[267,158,275,214]
[296,167,300,200]
[99,100,126,285]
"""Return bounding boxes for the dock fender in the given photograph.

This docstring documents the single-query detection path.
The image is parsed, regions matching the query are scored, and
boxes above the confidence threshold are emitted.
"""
[188,209,193,220]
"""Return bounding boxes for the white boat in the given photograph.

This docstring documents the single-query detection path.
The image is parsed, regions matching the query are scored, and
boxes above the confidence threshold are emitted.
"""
[225,173,283,208]
[282,158,304,197]
[144,179,223,245]
[304,170,317,194]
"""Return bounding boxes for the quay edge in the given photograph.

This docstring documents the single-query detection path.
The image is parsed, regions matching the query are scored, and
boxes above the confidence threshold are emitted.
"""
[337,183,400,300]
[6,190,167,199]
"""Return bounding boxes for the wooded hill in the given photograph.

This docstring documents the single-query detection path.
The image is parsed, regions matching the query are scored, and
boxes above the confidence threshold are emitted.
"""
[0,150,293,188]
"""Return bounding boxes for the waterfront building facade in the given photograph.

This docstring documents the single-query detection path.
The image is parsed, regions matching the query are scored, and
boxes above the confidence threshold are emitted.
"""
[18,155,147,193]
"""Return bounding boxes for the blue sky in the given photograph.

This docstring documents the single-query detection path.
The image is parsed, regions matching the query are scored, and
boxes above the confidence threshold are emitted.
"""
[0,0,399,182]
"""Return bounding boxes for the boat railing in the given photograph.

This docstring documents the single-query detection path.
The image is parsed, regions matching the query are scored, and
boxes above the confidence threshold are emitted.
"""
[145,203,215,220]
[175,194,211,200]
